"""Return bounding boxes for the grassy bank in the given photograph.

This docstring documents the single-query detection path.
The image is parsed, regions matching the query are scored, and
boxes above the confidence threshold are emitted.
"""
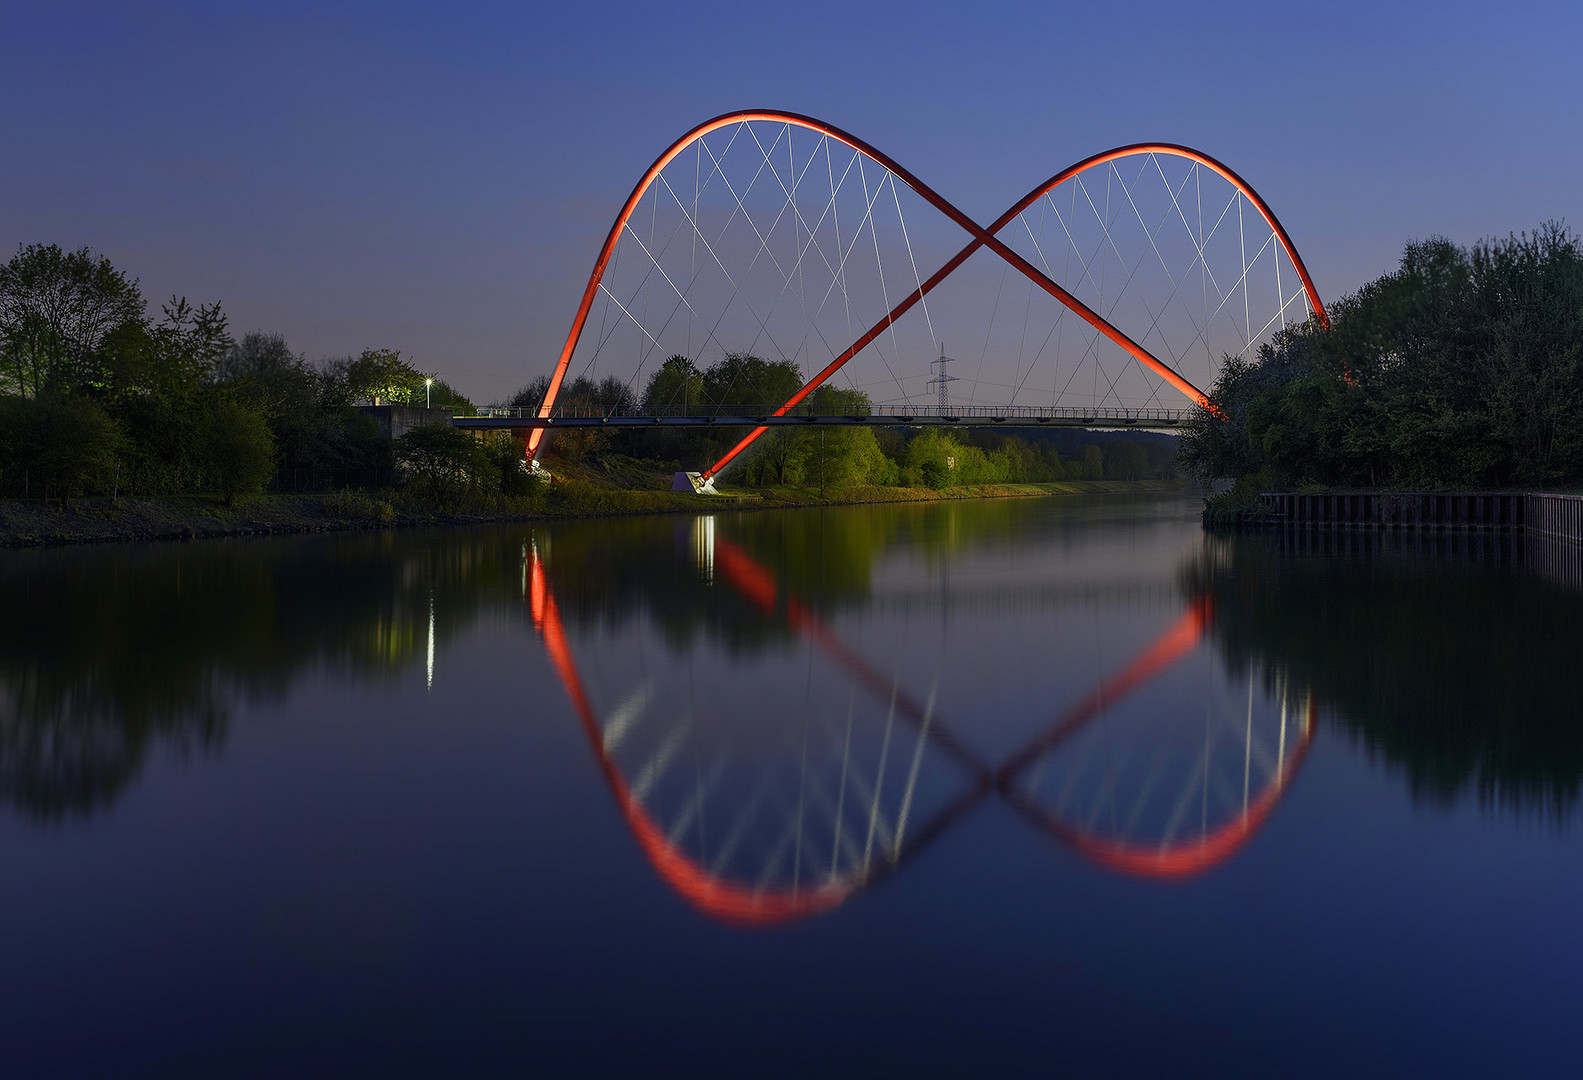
[0,477,1189,548]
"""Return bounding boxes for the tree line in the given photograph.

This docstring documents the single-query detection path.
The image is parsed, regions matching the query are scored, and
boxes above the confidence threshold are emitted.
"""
[0,243,472,503]
[1181,222,1583,492]
[511,352,1177,493]
[0,241,1177,507]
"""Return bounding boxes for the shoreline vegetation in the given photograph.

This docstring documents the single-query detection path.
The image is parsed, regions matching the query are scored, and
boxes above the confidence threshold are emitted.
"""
[0,477,1189,548]
[1181,223,1583,510]
[0,241,1187,547]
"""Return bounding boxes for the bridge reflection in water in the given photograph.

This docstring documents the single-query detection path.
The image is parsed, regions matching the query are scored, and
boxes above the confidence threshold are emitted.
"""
[528,516,1315,925]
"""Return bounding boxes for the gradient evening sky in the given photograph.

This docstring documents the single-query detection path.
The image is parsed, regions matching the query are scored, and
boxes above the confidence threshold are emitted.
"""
[3,0,1578,403]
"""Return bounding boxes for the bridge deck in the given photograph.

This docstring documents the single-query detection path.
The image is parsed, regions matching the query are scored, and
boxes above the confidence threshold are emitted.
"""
[455,404,1192,430]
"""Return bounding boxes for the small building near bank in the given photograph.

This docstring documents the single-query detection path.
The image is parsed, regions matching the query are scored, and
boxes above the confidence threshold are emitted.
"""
[359,405,455,441]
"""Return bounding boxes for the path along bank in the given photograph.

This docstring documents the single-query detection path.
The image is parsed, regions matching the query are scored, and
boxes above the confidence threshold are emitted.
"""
[0,479,1190,549]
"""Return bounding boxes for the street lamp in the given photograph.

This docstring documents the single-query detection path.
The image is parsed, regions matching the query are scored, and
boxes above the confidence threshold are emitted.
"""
[426,377,433,408]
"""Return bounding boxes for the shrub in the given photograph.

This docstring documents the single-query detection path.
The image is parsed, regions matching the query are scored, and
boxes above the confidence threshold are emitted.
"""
[320,490,394,521]
[203,398,276,506]
[396,423,490,482]
[2,393,126,505]
[483,435,543,498]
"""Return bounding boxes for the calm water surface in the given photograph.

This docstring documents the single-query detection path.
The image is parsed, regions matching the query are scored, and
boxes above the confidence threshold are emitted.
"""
[3,494,1581,1077]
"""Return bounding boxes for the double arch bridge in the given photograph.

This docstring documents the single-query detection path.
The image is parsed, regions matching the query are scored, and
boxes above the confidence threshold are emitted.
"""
[495,110,1327,485]
[527,526,1316,927]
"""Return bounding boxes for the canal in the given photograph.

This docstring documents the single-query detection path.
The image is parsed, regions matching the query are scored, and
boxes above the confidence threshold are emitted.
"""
[1,494,1580,1077]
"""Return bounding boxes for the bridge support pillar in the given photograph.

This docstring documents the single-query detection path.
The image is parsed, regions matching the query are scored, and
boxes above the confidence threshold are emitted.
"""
[673,471,718,495]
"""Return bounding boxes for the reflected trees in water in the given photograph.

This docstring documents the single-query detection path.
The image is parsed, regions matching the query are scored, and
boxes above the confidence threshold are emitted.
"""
[1186,531,1583,817]
[6,503,1583,838]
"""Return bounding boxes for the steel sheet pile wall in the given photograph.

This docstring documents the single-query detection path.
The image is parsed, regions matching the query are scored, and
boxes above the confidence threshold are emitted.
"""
[1526,494,1583,541]
[1260,493,1525,531]
[1250,492,1583,589]
[1524,495,1583,589]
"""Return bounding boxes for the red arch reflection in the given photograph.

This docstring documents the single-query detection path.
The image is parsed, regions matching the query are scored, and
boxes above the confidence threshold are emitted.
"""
[530,548,855,925]
[529,533,1314,921]
[995,594,1315,879]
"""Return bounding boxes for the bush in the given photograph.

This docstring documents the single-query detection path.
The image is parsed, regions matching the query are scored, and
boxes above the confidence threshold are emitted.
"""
[1,394,126,504]
[320,490,394,522]
[394,423,495,490]
[1203,467,1276,514]
[203,398,276,506]
[482,434,544,498]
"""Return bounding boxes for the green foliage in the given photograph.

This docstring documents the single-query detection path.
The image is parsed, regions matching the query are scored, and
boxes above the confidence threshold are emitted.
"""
[627,352,804,469]
[731,384,887,492]
[701,352,803,411]
[0,393,126,504]
[393,422,499,506]
[545,374,635,464]
[425,378,474,414]
[903,428,953,488]
[796,426,888,495]
[482,432,544,498]
[0,243,147,398]
[639,355,703,413]
[1103,440,1148,480]
[0,238,1187,506]
[714,412,1170,494]
[202,398,276,506]
[918,459,949,489]
[1182,222,1583,489]
[1201,468,1278,522]
[221,332,343,470]
[0,243,502,502]
[336,348,430,406]
[148,296,233,396]
[320,489,395,522]
[328,345,471,411]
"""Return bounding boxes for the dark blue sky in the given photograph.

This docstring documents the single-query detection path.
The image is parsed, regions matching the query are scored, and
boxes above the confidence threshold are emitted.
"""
[4,0,1578,402]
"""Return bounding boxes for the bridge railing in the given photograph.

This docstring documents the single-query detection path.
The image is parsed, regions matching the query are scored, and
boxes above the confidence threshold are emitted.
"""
[472,402,1194,424]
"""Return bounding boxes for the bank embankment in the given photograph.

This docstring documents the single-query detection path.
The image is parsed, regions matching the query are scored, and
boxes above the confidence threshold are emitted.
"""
[0,479,1189,548]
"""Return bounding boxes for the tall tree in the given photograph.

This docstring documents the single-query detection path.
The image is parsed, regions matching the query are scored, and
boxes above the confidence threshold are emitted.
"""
[701,353,802,412]
[1181,222,1583,490]
[334,348,430,406]
[640,355,703,413]
[0,244,145,398]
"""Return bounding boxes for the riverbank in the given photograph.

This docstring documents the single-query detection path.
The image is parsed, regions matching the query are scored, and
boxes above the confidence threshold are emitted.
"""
[0,478,1189,548]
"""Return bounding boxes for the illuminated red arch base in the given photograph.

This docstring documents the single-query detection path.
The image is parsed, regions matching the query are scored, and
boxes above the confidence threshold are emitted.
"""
[528,110,1329,480]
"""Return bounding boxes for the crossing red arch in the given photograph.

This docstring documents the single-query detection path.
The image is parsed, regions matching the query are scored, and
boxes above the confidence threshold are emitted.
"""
[529,111,1328,479]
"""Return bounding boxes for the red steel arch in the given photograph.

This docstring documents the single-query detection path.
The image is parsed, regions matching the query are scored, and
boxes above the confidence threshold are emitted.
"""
[699,138,1330,480]
[532,109,1189,458]
[533,112,1327,468]
[985,143,1328,333]
[532,112,1329,478]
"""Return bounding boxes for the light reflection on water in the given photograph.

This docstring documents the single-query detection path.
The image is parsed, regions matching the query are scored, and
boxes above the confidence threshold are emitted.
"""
[2,494,1582,1077]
